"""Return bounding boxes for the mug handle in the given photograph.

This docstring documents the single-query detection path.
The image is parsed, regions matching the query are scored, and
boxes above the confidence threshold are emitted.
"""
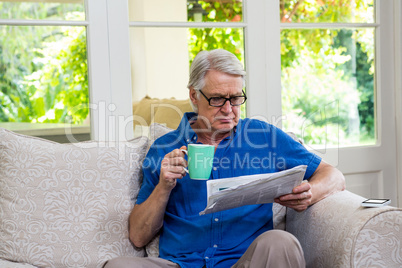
[180,149,189,174]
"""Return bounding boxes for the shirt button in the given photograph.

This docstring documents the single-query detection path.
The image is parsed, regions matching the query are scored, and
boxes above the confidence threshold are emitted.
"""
[213,244,218,248]
[213,167,217,171]
[205,257,209,260]
[186,139,190,143]
[214,218,219,222]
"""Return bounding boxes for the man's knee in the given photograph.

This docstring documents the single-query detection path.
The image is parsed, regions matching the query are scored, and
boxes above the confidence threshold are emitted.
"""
[252,229,305,261]
[255,229,301,250]
[233,230,305,268]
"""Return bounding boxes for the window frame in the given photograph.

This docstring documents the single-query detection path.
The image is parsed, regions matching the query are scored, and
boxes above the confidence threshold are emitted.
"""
[0,0,135,142]
[278,4,379,147]
[246,0,396,148]
[0,1,91,141]
[86,0,134,141]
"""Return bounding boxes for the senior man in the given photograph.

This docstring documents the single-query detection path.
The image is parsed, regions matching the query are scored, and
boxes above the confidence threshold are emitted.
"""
[105,49,345,268]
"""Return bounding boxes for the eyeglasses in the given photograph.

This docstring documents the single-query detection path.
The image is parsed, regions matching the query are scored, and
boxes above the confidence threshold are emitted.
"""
[198,89,247,107]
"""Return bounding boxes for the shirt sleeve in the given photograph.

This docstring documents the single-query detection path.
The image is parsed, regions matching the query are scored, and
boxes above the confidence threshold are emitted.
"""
[266,123,322,179]
[135,145,162,205]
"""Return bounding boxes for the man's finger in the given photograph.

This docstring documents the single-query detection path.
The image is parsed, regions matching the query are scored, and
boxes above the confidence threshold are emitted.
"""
[293,181,311,194]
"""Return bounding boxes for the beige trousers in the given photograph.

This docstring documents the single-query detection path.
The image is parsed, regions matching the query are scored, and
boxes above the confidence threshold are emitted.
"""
[104,230,305,268]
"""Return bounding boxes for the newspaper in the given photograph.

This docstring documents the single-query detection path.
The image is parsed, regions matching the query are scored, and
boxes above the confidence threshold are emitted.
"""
[199,165,307,215]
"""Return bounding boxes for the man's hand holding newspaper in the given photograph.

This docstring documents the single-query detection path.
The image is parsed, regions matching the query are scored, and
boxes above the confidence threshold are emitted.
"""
[199,165,307,215]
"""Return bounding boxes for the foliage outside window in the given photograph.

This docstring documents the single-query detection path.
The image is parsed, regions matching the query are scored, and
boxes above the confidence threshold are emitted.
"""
[187,0,245,117]
[280,0,375,147]
[0,3,87,125]
[187,0,243,62]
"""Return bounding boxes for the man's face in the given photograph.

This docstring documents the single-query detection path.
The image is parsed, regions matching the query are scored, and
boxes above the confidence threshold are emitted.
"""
[190,70,243,133]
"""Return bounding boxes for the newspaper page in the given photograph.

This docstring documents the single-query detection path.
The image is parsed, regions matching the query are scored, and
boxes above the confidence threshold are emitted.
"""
[199,165,307,215]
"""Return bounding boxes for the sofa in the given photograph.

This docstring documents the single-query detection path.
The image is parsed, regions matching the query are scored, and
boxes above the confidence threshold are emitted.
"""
[1,118,402,267]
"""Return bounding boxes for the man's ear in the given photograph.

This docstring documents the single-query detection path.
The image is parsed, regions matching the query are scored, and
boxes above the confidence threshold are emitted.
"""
[189,87,198,106]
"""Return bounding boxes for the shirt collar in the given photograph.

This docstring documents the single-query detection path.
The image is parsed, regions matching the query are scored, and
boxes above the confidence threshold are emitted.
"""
[176,112,198,144]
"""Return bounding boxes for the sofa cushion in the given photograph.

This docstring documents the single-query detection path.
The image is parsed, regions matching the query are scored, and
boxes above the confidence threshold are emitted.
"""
[132,96,193,131]
[152,99,192,128]
[0,128,148,267]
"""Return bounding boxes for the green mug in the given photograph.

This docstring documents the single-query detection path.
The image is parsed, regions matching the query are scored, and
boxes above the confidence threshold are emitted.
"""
[182,144,215,180]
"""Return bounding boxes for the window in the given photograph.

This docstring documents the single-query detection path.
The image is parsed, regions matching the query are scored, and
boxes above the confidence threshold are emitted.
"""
[128,0,246,126]
[0,1,89,142]
[280,0,376,148]
[1,0,396,150]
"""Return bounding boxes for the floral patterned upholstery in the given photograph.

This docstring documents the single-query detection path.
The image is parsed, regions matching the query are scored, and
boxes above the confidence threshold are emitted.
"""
[287,190,402,268]
[0,128,147,267]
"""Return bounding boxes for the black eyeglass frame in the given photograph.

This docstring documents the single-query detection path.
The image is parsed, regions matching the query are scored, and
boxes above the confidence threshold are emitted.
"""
[198,89,247,107]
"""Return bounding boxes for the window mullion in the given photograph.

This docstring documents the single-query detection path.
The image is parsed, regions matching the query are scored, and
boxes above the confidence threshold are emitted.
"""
[280,22,379,29]
[0,19,88,26]
[86,0,134,141]
[105,0,134,141]
[245,0,282,125]
[128,21,246,28]
[86,0,112,141]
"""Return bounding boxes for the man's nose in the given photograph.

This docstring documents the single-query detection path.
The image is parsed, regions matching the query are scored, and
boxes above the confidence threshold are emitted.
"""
[220,99,232,113]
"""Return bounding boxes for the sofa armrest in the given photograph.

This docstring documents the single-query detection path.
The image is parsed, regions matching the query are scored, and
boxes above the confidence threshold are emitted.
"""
[286,190,402,268]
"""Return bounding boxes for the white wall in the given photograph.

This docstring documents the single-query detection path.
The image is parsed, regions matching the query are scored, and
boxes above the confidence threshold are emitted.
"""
[129,0,189,101]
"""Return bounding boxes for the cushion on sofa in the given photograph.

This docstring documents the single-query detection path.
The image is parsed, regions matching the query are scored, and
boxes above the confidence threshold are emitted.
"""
[0,128,148,267]
[132,96,193,132]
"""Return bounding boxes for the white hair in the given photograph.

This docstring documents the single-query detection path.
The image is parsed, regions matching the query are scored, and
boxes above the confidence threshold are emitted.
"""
[187,49,246,113]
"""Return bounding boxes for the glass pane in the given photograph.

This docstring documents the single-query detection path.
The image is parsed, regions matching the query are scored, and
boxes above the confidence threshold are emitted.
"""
[129,27,245,135]
[128,0,242,23]
[0,25,90,141]
[280,0,374,23]
[0,1,85,20]
[281,28,375,147]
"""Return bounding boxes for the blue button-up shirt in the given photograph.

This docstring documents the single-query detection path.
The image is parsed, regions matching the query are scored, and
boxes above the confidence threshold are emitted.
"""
[136,113,321,268]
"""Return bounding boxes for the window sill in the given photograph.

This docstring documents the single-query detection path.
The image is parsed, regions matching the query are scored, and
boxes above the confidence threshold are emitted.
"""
[0,122,91,143]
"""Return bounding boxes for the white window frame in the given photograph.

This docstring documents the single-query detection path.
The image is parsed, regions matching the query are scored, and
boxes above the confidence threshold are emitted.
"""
[86,0,133,141]
[244,0,282,124]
